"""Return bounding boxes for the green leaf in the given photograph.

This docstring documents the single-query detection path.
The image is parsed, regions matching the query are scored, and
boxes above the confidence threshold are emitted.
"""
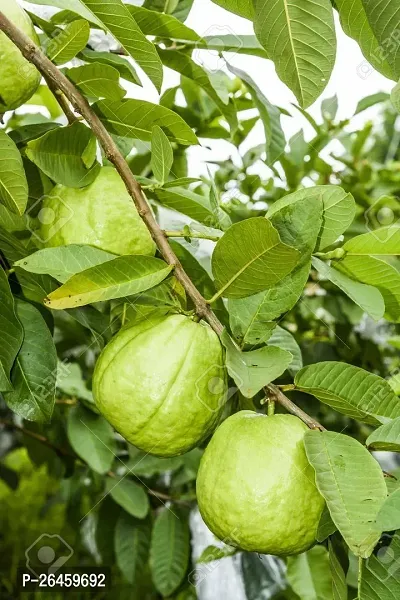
[157,49,238,134]
[268,186,356,251]
[361,0,400,79]
[335,0,394,80]
[312,257,385,321]
[221,330,293,398]
[151,126,173,185]
[295,361,400,425]
[358,534,400,599]
[153,187,231,230]
[197,545,237,563]
[227,63,285,164]
[241,552,285,600]
[15,245,115,283]
[78,0,163,91]
[115,511,151,584]
[355,92,391,115]
[0,269,23,392]
[268,326,303,375]
[367,417,400,452]
[128,4,201,41]
[24,0,100,24]
[93,99,198,145]
[191,34,268,58]
[66,63,126,101]
[4,301,57,423]
[317,506,337,542]
[343,227,400,255]
[287,545,334,600]
[96,497,120,565]
[305,431,387,558]
[328,539,348,600]
[229,261,310,343]
[25,122,101,188]
[79,49,141,86]
[0,130,28,216]
[270,194,323,254]
[212,217,300,299]
[57,361,93,403]
[67,403,116,474]
[211,0,253,19]
[8,123,61,147]
[46,19,90,64]
[106,477,149,519]
[150,508,190,597]
[253,0,336,108]
[44,256,173,309]
[334,255,400,322]
[376,489,400,532]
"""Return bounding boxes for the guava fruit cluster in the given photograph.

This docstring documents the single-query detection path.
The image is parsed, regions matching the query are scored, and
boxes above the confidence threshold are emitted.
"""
[196,412,325,556]
[0,0,41,112]
[93,314,227,457]
[39,167,156,255]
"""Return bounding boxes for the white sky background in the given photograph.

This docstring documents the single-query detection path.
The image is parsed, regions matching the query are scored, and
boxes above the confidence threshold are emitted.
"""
[24,0,395,177]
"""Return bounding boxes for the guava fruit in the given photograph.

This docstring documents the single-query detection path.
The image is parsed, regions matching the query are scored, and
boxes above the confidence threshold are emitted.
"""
[93,314,227,457]
[196,412,325,556]
[39,167,156,255]
[0,0,41,112]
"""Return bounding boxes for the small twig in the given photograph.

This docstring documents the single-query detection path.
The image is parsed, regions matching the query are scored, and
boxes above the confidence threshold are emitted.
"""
[43,74,77,124]
[265,384,326,431]
[163,230,221,242]
[55,398,77,405]
[0,418,75,457]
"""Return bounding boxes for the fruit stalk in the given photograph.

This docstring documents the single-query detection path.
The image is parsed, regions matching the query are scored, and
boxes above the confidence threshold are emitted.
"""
[0,11,324,432]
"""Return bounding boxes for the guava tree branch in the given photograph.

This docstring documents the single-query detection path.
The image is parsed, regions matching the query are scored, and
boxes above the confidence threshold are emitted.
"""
[265,384,325,431]
[0,11,322,431]
[43,74,77,124]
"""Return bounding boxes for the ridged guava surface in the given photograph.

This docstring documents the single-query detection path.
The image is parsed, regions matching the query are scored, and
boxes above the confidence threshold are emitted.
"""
[93,314,227,457]
[0,0,41,112]
[197,412,325,556]
[39,167,156,255]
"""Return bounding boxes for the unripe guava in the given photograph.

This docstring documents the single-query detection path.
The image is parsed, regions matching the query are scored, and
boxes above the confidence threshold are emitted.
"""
[0,0,41,112]
[196,412,325,556]
[93,314,227,457]
[39,167,156,255]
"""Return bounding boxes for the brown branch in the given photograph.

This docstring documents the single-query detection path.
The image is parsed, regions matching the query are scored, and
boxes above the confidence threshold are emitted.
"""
[265,384,325,431]
[0,418,75,457]
[43,74,77,124]
[0,11,322,431]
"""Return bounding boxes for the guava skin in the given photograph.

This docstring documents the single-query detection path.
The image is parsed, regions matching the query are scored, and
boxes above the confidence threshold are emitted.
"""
[39,167,156,256]
[196,412,325,556]
[0,0,41,112]
[93,314,227,457]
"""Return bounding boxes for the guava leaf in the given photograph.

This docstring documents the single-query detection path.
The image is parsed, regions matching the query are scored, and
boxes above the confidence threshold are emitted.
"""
[78,0,163,91]
[46,19,90,65]
[313,257,385,321]
[361,0,400,79]
[66,63,126,101]
[268,326,303,375]
[304,431,387,558]
[221,330,293,397]
[151,126,173,185]
[106,477,149,519]
[358,534,400,599]
[0,130,28,216]
[334,255,400,322]
[328,538,348,600]
[367,418,400,452]
[287,545,334,600]
[127,5,201,41]
[93,99,198,145]
[4,301,57,423]
[211,0,253,19]
[15,245,116,283]
[295,361,400,425]
[212,217,300,299]
[115,511,151,584]
[150,508,190,597]
[343,227,400,255]
[153,187,230,230]
[268,185,356,251]
[67,404,116,474]
[25,122,101,188]
[0,269,23,392]
[44,256,173,309]
[376,488,400,532]
[252,0,336,108]
[79,49,141,86]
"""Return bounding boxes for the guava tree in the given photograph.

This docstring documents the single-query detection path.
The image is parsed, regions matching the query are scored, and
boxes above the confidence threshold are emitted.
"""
[0,1,399,599]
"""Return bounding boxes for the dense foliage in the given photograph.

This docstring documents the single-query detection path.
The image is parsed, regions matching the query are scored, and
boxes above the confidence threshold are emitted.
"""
[0,1,400,599]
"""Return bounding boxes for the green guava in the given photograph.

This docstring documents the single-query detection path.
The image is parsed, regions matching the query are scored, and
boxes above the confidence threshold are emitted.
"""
[39,167,156,255]
[0,0,41,112]
[196,412,325,556]
[93,314,227,457]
